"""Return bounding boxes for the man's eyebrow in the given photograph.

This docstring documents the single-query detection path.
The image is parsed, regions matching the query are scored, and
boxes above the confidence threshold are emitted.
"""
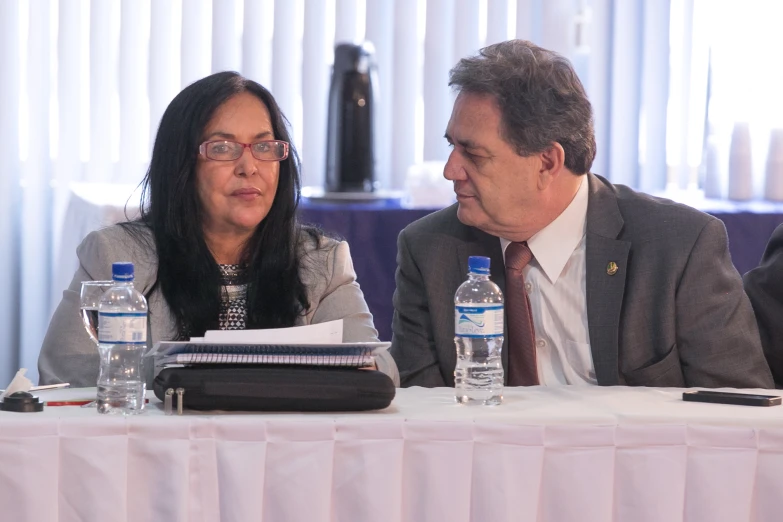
[444,133,490,153]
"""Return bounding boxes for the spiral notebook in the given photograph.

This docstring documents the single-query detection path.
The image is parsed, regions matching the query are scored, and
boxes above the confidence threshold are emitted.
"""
[153,341,389,368]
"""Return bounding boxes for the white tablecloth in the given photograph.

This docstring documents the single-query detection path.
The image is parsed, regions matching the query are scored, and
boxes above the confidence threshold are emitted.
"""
[1,386,782,522]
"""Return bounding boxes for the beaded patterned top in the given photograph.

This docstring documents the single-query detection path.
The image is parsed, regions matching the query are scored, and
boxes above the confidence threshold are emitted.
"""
[218,264,248,330]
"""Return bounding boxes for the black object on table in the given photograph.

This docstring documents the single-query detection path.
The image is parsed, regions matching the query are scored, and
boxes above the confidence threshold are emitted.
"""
[0,391,44,412]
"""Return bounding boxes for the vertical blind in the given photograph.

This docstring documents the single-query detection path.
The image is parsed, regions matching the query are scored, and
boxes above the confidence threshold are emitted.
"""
[2,0,682,190]
[0,0,689,384]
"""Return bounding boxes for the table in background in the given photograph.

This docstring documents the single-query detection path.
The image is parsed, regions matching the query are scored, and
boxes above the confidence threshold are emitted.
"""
[1,386,782,522]
[58,184,783,340]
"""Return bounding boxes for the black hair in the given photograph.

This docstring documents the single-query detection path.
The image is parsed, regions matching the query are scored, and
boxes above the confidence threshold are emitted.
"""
[123,71,315,338]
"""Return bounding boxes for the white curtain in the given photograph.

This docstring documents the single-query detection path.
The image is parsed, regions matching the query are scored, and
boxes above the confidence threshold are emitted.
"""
[0,0,709,384]
[696,0,783,200]
[0,1,22,383]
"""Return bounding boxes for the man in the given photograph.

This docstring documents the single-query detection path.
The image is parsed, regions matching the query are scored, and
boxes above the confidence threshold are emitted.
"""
[743,223,783,385]
[390,40,773,389]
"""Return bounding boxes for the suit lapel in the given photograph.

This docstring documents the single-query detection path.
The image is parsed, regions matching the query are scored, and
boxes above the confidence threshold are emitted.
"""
[585,174,630,385]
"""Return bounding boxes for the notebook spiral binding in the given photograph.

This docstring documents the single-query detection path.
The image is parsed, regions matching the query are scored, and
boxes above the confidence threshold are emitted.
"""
[174,352,375,366]
[155,342,383,368]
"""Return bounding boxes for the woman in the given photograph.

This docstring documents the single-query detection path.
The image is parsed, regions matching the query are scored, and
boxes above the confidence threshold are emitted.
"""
[38,71,398,387]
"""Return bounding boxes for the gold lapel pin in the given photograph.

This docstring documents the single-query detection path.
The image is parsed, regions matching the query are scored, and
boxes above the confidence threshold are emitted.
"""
[606,261,618,276]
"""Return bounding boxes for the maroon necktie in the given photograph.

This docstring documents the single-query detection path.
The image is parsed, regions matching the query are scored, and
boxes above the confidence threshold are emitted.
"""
[505,242,539,386]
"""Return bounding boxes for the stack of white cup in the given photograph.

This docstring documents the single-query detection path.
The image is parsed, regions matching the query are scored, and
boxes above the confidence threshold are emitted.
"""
[703,134,723,199]
[764,128,783,201]
[728,122,754,201]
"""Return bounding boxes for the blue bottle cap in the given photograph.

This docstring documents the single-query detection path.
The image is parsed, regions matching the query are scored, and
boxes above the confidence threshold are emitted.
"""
[468,256,490,275]
[112,262,135,282]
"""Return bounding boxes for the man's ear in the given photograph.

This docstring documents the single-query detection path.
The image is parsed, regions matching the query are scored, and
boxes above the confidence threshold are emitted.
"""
[537,142,566,190]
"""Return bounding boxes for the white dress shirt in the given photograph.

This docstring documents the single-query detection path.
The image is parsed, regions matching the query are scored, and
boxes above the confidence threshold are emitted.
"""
[500,177,595,385]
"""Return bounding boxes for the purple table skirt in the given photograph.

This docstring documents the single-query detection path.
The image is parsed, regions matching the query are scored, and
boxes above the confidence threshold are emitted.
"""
[299,198,783,341]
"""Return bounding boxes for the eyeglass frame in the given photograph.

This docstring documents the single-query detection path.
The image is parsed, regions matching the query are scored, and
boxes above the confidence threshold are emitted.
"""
[198,140,290,162]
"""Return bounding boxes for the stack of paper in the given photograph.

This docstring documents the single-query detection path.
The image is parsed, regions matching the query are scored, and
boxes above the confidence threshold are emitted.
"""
[149,320,389,368]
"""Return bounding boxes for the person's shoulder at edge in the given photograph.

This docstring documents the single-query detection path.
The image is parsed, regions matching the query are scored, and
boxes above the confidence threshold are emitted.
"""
[297,225,337,253]
[77,222,158,289]
[295,226,356,295]
[296,226,340,271]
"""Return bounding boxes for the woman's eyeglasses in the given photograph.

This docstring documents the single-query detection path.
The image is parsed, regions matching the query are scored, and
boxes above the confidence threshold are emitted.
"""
[199,140,289,161]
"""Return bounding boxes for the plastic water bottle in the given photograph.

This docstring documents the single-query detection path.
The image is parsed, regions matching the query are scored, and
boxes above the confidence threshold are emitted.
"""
[454,256,504,405]
[97,262,148,414]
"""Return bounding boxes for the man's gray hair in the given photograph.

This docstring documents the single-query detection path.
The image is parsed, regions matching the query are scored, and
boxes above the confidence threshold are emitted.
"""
[449,40,596,175]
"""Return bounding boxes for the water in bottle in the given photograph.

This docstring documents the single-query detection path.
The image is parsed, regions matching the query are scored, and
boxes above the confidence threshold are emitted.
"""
[97,262,148,414]
[454,256,504,405]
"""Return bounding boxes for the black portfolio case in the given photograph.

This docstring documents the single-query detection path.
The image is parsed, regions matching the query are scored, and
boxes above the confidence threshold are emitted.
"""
[153,365,396,412]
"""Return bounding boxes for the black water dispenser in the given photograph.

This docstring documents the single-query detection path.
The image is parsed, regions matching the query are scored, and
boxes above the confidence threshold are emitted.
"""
[325,42,378,193]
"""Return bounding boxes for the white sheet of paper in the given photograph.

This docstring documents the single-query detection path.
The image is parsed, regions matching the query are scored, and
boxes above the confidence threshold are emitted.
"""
[201,319,344,345]
[1,368,33,399]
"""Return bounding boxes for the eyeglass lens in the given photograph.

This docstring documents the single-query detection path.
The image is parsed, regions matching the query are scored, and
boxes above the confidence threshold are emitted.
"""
[205,141,287,161]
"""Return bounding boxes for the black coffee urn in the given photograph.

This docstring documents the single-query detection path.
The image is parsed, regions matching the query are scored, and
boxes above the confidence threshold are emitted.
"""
[325,42,378,193]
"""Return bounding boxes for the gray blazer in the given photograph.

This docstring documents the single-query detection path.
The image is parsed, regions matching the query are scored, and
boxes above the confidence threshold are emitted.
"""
[390,174,773,389]
[39,225,399,387]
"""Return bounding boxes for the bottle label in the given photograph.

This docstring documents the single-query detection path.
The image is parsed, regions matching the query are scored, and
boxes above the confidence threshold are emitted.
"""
[98,312,147,344]
[455,305,504,338]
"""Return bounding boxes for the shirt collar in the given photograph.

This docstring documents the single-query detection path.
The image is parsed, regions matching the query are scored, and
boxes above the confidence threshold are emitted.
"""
[501,176,588,284]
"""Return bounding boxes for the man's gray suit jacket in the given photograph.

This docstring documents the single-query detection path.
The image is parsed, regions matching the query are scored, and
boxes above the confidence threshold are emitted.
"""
[390,174,774,389]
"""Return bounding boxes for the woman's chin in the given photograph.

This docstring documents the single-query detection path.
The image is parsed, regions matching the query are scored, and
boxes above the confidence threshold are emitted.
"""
[205,214,269,236]
[232,218,266,233]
